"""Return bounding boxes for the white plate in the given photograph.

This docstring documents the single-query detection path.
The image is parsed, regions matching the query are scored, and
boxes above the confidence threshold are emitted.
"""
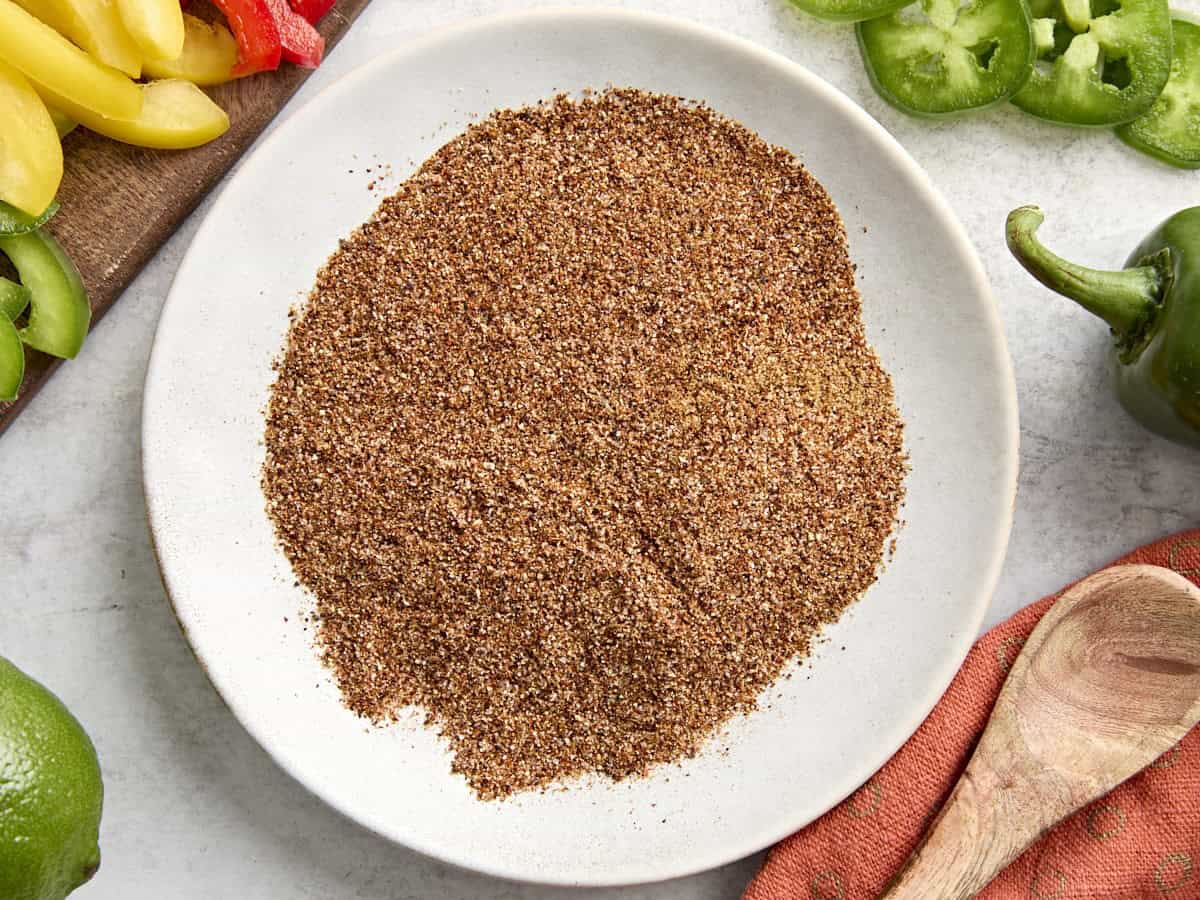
[143,8,1018,887]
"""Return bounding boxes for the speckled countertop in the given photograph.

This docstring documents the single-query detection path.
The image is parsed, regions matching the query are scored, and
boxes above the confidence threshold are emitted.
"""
[2,2,1198,897]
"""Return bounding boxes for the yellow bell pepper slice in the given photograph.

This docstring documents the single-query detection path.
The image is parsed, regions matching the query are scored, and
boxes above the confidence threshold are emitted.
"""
[60,0,142,77]
[143,13,237,86]
[9,0,69,32]
[38,79,229,150]
[115,0,183,62]
[47,106,77,139]
[12,0,142,77]
[0,0,141,120]
[0,59,62,217]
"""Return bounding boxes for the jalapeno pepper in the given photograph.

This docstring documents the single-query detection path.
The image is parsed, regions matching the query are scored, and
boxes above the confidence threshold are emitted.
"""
[1116,18,1200,168]
[856,0,1035,116]
[0,277,29,321]
[1007,205,1200,449]
[0,199,58,236]
[0,308,22,401]
[790,0,909,24]
[0,274,29,400]
[1011,0,1172,125]
[0,273,28,399]
[0,228,90,360]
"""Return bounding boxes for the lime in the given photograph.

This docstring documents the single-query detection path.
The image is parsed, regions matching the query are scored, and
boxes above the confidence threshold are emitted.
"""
[0,657,103,900]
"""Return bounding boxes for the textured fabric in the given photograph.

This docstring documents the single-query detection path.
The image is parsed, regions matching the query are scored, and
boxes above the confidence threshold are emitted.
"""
[745,529,1200,900]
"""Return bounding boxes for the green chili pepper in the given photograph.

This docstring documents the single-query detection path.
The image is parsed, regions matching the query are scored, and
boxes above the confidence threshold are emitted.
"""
[0,276,29,321]
[789,0,910,24]
[856,0,1035,117]
[1116,18,1200,168]
[0,228,89,359]
[1007,205,1200,449]
[0,198,59,236]
[0,278,26,402]
[0,318,21,401]
[0,215,87,399]
[1012,0,1172,126]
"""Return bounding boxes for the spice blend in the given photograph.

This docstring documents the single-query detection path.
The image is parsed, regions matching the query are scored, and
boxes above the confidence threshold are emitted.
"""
[263,90,906,800]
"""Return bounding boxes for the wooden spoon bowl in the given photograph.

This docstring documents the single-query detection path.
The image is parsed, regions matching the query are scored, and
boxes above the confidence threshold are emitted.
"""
[881,565,1200,899]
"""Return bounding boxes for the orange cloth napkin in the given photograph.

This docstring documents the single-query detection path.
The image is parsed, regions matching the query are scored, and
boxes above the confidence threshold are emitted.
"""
[744,529,1200,900]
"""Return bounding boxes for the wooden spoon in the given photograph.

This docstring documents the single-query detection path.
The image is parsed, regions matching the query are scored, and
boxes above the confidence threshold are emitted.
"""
[879,564,1200,900]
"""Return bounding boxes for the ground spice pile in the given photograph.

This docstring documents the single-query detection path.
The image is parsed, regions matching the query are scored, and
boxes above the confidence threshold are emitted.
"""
[263,89,906,800]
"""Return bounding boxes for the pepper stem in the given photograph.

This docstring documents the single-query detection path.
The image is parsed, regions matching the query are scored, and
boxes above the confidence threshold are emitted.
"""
[1005,206,1164,341]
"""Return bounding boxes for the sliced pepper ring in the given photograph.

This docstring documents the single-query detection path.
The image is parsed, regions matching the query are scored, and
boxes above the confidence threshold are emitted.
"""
[856,0,1035,116]
[788,0,912,25]
[1012,0,1173,126]
[1117,18,1200,167]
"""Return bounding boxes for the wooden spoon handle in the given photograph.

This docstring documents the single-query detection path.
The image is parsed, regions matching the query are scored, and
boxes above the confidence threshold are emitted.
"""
[877,761,1044,899]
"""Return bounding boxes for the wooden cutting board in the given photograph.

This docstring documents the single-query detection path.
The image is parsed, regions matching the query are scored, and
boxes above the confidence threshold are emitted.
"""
[0,0,372,437]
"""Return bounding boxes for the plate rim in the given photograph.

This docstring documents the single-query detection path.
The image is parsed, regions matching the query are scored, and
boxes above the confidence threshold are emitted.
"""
[142,6,1020,887]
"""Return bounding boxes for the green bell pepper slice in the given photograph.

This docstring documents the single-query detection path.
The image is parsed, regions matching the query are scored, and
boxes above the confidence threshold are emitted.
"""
[1008,205,1200,449]
[0,228,89,359]
[1012,0,1173,126]
[0,275,28,401]
[0,276,30,321]
[1117,18,1200,168]
[789,0,910,24]
[0,314,22,401]
[857,0,1035,117]
[0,198,58,236]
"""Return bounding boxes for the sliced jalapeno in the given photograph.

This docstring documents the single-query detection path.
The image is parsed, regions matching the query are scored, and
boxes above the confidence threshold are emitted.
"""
[1117,18,1200,167]
[789,0,910,24]
[857,0,1035,116]
[1012,0,1173,126]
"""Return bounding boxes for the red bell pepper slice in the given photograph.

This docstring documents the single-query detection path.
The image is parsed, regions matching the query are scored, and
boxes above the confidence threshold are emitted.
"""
[210,0,282,75]
[288,0,334,25]
[263,0,324,67]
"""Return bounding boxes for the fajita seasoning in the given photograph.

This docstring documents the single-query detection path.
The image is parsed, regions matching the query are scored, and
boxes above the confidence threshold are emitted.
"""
[263,89,906,800]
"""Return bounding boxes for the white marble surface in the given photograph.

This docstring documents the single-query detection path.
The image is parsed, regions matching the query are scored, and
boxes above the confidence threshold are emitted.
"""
[2,2,1199,897]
